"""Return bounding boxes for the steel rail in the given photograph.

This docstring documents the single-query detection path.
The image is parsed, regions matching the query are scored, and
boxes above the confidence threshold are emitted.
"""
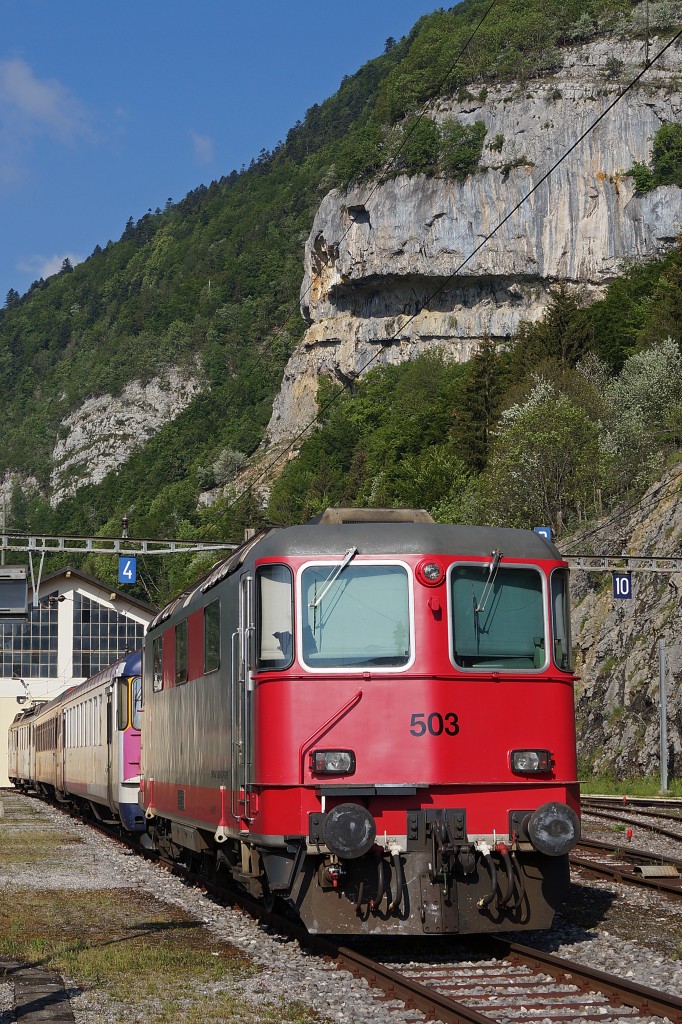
[483,937,682,1024]
[581,797,682,811]
[582,807,682,842]
[570,851,682,897]
[577,836,682,870]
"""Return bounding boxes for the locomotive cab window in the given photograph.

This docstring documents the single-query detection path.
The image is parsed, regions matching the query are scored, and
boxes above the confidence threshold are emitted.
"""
[450,565,546,670]
[551,568,573,672]
[300,562,411,670]
[257,565,293,670]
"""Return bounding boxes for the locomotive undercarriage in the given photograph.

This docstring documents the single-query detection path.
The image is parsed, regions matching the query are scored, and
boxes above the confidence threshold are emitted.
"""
[146,804,572,935]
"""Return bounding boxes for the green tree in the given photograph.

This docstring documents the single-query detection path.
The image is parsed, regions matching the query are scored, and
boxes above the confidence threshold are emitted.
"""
[439,119,487,181]
[474,379,602,534]
[399,116,441,175]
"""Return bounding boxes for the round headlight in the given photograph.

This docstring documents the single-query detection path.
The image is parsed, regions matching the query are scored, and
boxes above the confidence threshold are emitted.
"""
[417,559,445,586]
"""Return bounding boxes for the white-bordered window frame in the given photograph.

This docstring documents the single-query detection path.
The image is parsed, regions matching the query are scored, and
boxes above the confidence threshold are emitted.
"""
[447,559,550,673]
[296,558,415,674]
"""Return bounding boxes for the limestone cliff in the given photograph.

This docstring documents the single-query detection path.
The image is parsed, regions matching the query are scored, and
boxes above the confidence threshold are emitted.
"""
[570,464,682,779]
[49,367,201,506]
[266,34,682,449]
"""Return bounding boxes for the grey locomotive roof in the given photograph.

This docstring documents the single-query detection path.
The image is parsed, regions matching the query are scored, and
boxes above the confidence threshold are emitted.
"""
[251,522,561,561]
[148,514,563,632]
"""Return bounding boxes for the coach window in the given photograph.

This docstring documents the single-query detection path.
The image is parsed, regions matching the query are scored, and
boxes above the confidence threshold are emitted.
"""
[132,677,142,729]
[450,565,546,671]
[175,620,188,684]
[204,600,220,674]
[551,569,573,672]
[152,635,163,691]
[257,565,293,670]
[300,563,411,670]
[116,679,129,730]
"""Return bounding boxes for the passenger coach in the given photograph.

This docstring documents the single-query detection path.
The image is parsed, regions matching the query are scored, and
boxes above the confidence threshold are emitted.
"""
[140,509,580,935]
[8,651,144,832]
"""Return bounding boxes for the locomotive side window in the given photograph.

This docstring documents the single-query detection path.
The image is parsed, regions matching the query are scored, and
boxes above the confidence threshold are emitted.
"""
[175,620,188,684]
[257,565,293,670]
[300,563,411,669]
[551,569,573,671]
[204,600,220,674]
[450,566,546,670]
[152,635,163,692]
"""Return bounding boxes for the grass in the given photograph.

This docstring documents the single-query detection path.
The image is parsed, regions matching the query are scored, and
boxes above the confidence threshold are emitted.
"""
[0,795,322,1024]
[579,775,682,797]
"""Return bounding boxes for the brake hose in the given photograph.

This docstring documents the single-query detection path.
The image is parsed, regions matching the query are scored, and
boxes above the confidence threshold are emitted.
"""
[509,851,526,910]
[372,855,385,911]
[476,848,498,909]
[496,842,515,905]
[388,846,405,912]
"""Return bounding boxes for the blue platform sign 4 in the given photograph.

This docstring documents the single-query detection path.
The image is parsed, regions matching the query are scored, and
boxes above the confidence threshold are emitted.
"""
[612,571,632,599]
[118,557,137,585]
[534,526,552,541]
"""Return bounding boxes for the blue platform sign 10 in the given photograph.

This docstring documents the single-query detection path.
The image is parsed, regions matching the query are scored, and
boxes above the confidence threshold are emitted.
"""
[612,571,632,599]
[118,557,137,585]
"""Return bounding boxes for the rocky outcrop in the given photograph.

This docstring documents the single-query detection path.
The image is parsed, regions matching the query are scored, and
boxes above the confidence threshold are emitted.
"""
[50,367,201,506]
[570,464,682,779]
[266,35,682,448]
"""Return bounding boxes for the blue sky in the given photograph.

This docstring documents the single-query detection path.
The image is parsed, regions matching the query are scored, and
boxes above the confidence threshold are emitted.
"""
[1,1,441,303]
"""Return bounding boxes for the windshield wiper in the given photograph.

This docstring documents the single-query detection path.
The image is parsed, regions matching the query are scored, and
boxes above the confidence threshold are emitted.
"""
[309,547,357,629]
[474,548,503,615]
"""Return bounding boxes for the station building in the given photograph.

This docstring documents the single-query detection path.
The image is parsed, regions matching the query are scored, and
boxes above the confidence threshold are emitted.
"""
[0,566,156,786]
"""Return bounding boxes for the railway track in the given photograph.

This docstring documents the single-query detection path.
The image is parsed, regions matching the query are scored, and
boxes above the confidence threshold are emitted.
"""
[153,845,682,1024]
[327,936,682,1024]
[582,797,682,827]
[570,837,682,896]
[582,809,682,844]
[12,793,682,1024]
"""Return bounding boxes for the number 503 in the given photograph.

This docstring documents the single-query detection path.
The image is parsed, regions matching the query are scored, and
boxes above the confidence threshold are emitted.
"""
[409,712,459,737]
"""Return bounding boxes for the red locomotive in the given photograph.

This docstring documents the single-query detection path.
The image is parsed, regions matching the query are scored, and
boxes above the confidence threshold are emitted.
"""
[140,508,580,935]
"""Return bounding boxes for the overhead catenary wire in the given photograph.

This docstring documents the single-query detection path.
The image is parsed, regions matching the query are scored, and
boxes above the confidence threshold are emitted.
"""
[219,26,682,520]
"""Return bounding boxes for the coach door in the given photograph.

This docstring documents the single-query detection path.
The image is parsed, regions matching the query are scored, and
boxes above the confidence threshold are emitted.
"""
[106,688,114,810]
[231,573,255,827]
[56,712,65,792]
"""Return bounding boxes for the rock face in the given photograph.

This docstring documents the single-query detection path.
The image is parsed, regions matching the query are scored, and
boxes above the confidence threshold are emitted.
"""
[50,367,201,506]
[266,35,682,447]
[570,464,682,779]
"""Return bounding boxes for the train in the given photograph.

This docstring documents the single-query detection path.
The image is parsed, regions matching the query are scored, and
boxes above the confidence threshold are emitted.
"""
[8,650,145,833]
[9,508,580,935]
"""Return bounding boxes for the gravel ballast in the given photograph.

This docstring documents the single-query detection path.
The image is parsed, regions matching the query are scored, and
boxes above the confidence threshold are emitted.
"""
[0,792,680,1024]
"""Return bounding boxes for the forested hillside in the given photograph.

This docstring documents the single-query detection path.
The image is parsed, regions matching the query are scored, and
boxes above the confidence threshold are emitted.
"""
[1,0,680,607]
[269,251,682,530]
